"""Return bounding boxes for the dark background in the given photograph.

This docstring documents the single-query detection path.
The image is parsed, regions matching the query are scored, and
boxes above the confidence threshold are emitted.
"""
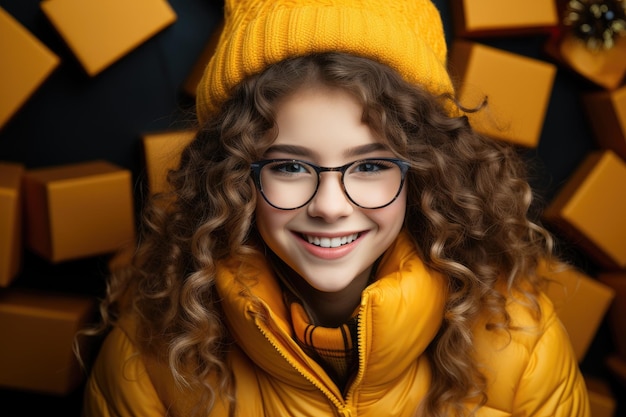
[0,0,622,415]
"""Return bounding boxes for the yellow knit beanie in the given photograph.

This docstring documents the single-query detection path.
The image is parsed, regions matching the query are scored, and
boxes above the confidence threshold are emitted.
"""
[196,0,454,124]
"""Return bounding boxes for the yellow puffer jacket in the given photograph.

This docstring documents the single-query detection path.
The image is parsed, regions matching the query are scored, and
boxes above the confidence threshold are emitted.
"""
[83,233,590,416]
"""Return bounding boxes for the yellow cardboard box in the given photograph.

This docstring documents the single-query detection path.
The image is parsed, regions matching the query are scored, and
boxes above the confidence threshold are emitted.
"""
[0,6,59,128]
[545,32,626,91]
[141,129,196,195]
[582,85,626,161]
[40,0,176,76]
[544,150,626,270]
[0,289,97,395]
[23,160,136,263]
[585,375,617,417]
[451,0,558,37]
[448,40,556,148]
[540,261,615,362]
[0,162,24,287]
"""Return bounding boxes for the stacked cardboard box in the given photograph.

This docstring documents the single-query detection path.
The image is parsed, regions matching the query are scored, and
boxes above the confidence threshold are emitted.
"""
[448,40,556,148]
[40,0,176,76]
[544,150,626,270]
[0,7,59,129]
[540,261,615,362]
[0,160,135,394]
[0,289,97,395]
[451,0,558,37]
[23,160,136,263]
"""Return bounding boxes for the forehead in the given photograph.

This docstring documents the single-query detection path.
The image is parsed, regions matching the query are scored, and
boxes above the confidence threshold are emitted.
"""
[269,86,388,162]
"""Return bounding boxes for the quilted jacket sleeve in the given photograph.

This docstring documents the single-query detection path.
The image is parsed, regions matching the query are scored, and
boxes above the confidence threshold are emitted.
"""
[82,326,167,417]
[512,307,591,417]
[82,322,261,417]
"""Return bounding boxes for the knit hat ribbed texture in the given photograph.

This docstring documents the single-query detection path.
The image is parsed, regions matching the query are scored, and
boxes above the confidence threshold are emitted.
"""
[196,0,454,124]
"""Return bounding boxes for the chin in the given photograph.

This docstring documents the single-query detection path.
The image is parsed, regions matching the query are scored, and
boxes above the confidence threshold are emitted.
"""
[308,281,352,293]
[298,267,367,294]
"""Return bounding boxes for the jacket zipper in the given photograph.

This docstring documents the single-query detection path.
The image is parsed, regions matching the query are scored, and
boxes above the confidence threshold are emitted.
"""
[344,292,368,406]
[255,320,347,412]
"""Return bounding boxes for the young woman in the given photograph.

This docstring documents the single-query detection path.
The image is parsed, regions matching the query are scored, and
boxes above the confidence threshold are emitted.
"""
[80,1,590,416]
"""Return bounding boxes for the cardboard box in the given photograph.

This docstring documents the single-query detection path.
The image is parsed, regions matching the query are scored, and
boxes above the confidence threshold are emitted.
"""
[40,0,176,76]
[0,289,97,395]
[582,85,626,161]
[543,150,626,270]
[448,40,556,148]
[0,162,24,287]
[23,160,136,263]
[451,0,558,37]
[585,375,617,417]
[0,6,59,128]
[540,261,615,362]
[142,129,196,194]
[544,32,626,91]
[597,272,626,360]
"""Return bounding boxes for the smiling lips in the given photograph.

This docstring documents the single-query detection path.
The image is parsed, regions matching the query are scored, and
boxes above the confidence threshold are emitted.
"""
[297,232,363,260]
[303,233,359,248]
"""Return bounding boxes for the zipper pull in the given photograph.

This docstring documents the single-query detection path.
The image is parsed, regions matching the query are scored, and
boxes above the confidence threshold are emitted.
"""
[338,407,354,417]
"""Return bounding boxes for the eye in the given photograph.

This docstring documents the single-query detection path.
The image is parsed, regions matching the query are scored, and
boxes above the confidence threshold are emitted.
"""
[271,161,310,174]
[352,160,393,173]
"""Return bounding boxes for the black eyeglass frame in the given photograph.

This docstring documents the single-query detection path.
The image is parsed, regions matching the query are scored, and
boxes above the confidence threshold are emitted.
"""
[250,158,411,210]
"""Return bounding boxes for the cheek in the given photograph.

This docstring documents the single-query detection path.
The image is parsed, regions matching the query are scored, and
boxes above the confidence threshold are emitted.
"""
[255,197,287,243]
[255,198,272,235]
[363,199,406,250]
[381,187,407,229]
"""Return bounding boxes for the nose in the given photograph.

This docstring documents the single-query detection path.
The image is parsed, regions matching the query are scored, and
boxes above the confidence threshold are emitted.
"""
[306,172,354,222]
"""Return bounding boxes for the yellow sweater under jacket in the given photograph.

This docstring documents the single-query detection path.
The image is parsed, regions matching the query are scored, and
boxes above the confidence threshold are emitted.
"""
[83,232,590,416]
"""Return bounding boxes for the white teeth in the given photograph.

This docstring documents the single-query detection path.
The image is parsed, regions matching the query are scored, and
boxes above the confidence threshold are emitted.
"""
[304,233,359,248]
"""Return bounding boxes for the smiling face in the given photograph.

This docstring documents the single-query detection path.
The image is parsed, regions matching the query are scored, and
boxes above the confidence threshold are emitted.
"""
[254,85,407,296]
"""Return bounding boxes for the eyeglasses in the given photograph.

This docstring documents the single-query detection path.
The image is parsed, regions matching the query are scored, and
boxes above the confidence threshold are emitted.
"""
[250,158,410,210]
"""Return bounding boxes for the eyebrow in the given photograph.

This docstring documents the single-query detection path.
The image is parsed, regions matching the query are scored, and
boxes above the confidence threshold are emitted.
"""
[264,143,390,158]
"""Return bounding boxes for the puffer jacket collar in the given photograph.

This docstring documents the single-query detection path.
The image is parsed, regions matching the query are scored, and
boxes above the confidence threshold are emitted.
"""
[215,231,447,403]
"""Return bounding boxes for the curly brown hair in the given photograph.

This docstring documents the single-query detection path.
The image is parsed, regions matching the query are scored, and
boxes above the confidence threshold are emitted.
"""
[80,52,556,417]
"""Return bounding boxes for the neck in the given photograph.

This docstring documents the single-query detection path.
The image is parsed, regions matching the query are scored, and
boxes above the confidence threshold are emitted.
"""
[294,268,370,327]
[269,252,376,327]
